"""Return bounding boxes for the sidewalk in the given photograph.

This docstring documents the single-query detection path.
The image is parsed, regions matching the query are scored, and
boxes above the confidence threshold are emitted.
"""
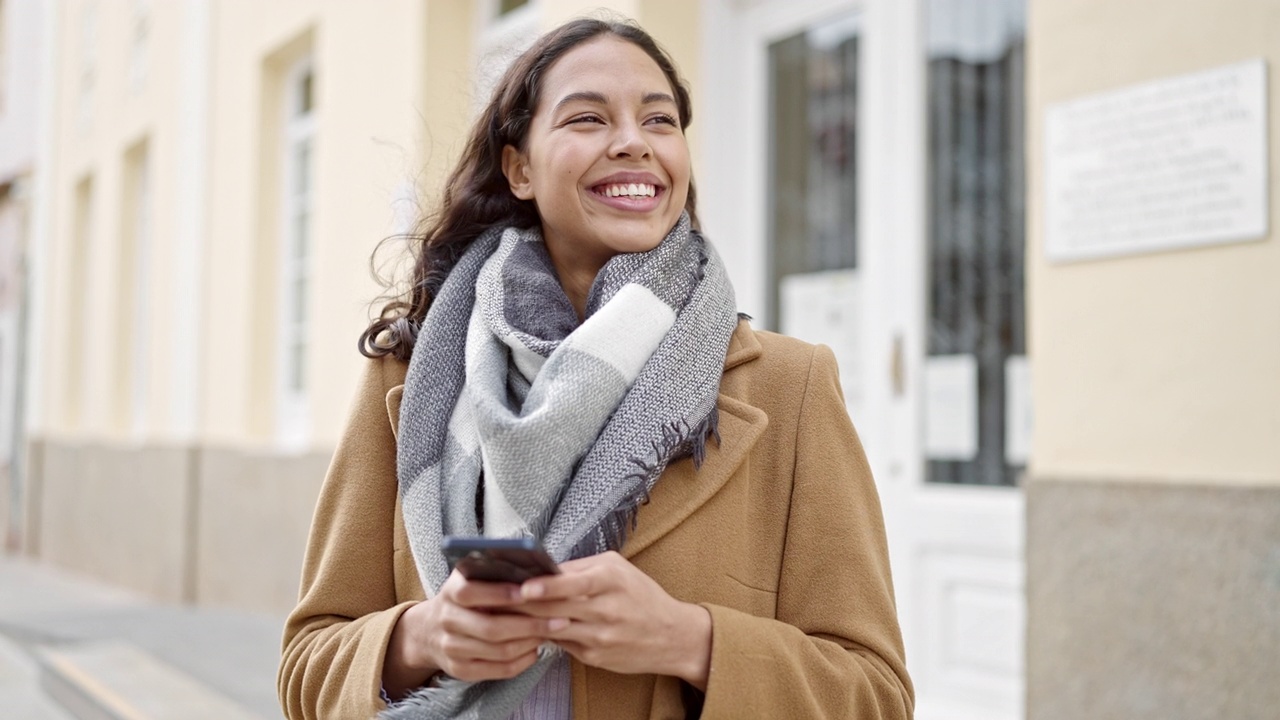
[0,555,285,719]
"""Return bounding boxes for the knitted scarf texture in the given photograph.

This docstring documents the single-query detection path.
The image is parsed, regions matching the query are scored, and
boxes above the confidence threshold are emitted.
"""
[385,213,737,719]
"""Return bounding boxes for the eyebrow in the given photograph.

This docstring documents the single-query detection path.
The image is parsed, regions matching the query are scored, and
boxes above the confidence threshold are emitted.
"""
[552,91,678,113]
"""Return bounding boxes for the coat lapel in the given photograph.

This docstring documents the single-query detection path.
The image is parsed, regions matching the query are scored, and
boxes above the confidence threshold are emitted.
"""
[621,392,767,559]
[622,320,767,559]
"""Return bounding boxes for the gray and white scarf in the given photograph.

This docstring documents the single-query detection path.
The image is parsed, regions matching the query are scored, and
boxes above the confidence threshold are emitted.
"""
[385,213,737,719]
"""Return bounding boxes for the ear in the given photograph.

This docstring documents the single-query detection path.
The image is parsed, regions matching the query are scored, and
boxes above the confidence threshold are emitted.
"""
[501,145,535,200]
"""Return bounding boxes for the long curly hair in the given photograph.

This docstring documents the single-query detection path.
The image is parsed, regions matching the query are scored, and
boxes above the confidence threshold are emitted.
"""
[359,18,698,360]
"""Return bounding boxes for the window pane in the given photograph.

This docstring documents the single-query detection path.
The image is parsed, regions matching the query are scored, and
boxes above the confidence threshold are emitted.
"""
[499,0,529,15]
[296,69,313,116]
[293,209,309,260]
[289,338,306,393]
[925,0,1027,486]
[294,139,311,199]
[767,12,860,327]
[293,274,307,327]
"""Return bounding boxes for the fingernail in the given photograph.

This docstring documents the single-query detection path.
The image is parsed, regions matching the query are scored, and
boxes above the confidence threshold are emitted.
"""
[522,582,544,599]
[549,617,569,631]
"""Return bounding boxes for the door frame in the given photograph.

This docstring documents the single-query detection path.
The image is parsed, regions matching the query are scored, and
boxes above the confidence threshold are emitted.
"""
[699,1,1026,718]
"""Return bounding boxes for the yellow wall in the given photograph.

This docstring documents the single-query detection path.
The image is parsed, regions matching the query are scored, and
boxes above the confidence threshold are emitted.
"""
[44,0,188,442]
[1027,0,1280,484]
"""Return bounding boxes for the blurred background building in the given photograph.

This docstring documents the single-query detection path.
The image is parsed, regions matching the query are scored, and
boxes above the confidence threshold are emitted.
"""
[2,1,1276,719]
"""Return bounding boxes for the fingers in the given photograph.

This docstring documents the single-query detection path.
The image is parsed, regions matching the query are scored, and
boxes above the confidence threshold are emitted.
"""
[442,605,568,643]
[437,644,542,682]
[432,604,564,682]
[520,551,638,602]
[438,634,544,664]
[508,599,587,620]
[442,571,525,610]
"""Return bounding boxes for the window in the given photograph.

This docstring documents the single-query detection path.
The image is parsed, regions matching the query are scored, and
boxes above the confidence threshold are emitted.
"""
[924,0,1027,486]
[276,59,315,446]
[766,12,860,328]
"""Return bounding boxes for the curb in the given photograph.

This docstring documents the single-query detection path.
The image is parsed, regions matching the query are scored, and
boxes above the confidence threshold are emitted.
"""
[36,641,264,720]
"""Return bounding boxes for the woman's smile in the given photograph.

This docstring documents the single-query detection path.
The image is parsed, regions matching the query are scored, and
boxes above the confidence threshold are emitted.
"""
[587,171,666,212]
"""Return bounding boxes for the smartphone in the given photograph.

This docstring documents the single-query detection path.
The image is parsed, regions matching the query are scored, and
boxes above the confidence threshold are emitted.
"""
[441,536,561,584]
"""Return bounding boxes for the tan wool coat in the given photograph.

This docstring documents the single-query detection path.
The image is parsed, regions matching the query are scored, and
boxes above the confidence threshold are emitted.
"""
[279,320,914,720]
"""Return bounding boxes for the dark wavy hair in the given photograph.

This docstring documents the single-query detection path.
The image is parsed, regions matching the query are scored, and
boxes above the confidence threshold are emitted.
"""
[359,18,698,360]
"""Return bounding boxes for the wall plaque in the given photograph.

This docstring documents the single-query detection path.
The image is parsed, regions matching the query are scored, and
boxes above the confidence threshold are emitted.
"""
[1046,59,1268,262]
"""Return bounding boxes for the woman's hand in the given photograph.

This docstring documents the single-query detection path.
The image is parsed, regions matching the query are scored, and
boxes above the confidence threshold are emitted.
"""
[516,551,713,691]
[382,571,569,699]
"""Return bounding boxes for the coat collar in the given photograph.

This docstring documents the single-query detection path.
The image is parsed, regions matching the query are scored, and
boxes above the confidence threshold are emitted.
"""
[622,319,767,557]
[384,319,769,557]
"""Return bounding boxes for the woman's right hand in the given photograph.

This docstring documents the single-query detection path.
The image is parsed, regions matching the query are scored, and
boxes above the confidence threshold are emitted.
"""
[382,570,567,699]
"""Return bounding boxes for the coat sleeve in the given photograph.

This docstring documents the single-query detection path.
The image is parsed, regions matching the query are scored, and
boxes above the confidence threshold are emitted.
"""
[278,357,415,720]
[698,344,914,719]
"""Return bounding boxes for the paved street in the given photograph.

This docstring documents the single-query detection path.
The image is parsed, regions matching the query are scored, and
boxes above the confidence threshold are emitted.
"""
[0,555,285,719]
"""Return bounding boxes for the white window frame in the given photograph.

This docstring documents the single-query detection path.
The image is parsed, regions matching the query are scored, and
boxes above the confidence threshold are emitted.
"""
[275,57,314,449]
[471,0,539,115]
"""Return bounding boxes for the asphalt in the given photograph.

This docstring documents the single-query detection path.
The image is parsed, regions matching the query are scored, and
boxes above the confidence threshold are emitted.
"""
[0,555,286,719]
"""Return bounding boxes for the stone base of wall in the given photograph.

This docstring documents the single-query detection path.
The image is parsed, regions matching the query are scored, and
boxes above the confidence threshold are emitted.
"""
[29,438,331,614]
[1027,477,1280,720]
[195,447,330,614]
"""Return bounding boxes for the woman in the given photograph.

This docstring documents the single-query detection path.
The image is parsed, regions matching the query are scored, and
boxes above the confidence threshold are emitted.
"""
[279,17,913,720]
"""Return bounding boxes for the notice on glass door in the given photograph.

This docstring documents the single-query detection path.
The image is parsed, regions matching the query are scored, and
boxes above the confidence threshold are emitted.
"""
[924,355,978,461]
[1045,59,1268,262]
[1004,356,1032,466]
[780,269,862,417]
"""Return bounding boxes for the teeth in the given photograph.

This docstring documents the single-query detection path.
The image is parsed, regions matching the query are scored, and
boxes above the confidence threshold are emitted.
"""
[603,183,656,198]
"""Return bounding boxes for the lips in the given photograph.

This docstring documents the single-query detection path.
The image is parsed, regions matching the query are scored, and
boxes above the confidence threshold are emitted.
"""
[588,172,665,211]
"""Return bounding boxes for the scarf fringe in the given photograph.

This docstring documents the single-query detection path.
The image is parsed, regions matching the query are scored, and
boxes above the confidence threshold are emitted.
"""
[569,406,722,558]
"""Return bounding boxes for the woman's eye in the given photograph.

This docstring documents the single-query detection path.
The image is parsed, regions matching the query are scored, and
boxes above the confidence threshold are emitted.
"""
[567,114,604,125]
[646,113,678,126]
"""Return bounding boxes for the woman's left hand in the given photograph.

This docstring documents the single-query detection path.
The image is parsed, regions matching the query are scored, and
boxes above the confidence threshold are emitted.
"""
[515,551,712,690]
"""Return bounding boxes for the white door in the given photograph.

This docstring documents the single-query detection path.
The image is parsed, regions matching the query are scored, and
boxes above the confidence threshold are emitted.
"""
[700,1,1027,718]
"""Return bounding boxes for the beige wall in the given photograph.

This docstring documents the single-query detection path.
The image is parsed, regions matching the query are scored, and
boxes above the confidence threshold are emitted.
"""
[43,0,188,441]
[1027,0,1280,485]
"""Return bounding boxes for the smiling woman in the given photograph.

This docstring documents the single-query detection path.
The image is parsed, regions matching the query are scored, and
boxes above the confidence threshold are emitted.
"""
[278,17,912,720]
[500,37,692,319]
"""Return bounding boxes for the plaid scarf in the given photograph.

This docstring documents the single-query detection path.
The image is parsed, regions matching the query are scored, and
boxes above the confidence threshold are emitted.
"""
[385,213,737,719]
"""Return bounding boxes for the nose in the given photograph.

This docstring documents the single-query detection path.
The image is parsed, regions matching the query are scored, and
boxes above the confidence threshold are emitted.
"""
[609,120,651,159]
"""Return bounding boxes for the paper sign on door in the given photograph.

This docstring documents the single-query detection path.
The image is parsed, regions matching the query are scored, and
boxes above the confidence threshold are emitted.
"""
[924,355,978,461]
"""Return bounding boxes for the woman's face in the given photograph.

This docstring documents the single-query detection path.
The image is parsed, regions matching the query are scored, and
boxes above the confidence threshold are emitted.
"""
[502,37,691,273]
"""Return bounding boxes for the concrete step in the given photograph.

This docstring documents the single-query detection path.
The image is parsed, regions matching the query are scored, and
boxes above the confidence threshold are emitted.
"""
[0,634,74,720]
[37,641,265,720]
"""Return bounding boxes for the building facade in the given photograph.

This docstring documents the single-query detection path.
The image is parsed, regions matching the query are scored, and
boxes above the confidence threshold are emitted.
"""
[18,1,1278,719]
[0,0,43,554]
